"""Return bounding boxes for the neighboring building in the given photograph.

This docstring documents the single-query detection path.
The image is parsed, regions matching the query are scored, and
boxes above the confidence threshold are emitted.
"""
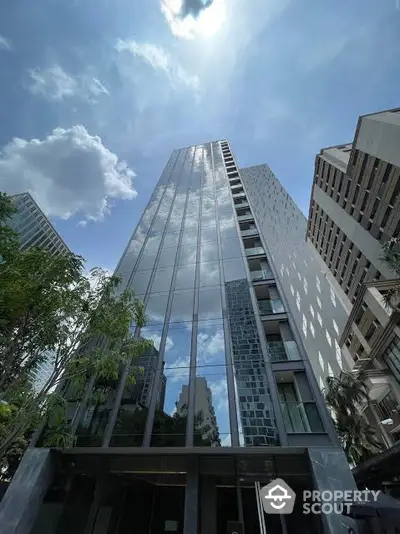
[306,109,400,494]
[177,377,219,445]
[1,143,358,534]
[339,279,400,449]
[9,192,70,392]
[307,108,400,307]
[239,165,353,394]
[10,192,69,255]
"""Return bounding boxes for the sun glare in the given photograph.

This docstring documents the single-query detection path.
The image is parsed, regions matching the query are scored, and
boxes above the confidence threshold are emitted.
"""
[162,0,226,39]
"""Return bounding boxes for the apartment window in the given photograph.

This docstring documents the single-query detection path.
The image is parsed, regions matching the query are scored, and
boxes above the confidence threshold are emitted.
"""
[381,206,392,229]
[382,163,392,185]
[370,198,380,219]
[344,180,351,199]
[365,321,379,343]
[353,184,360,204]
[389,178,400,207]
[360,192,369,212]
[357,153,368,184]
[377,391,398,421]
[383,337,400,385]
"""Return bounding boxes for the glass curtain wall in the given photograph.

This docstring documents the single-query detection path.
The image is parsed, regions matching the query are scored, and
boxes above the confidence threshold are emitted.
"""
[74,142,278,449]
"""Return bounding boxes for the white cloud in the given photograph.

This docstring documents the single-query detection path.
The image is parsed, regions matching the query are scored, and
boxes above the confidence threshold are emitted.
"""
[0,125,136,223]
[115,39,199,92]
[197,330,225,363]
[161,0,226,39]
[28,65,109,102]
[0,34,12,50]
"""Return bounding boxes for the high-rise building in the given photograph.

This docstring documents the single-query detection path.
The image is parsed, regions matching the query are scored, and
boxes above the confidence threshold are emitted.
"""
[8,192,70,391]
[9,192,69,255]
[177,376,219,445]
[307,108,400,307]
[1,143,358,534]
[306,109,400,492]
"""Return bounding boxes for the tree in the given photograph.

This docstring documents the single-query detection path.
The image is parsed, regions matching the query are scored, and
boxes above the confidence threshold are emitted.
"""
[381,236,400,309]
[324,371,383,465]
[0,193,151,473]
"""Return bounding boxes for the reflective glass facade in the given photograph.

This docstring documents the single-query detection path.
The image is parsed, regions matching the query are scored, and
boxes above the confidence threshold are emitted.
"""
[73,141,337,450]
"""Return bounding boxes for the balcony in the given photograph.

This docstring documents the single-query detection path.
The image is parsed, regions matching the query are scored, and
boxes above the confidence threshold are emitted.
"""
[237,213,253,222]
[267,340,301,362]
[258,298,285,315]
[250,269,273,282]
[245,246,265,257]
[280,402,324,433]
[241,228,259,238]
[232,192,245,199]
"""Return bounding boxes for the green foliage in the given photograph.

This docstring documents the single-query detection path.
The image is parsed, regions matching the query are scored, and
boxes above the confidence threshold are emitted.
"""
[324,371,383,465]
[0,193,150,476]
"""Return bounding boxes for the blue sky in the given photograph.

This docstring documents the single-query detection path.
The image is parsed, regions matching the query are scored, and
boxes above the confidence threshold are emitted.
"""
[0,0,399,271]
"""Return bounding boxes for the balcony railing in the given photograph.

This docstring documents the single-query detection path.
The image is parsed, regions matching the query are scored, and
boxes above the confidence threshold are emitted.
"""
[232,192,245,199]
[250,269,273,282]
[267,340,301,362]
[280,402,324,433]
[245,246,265,256]
[235,202,249,209]
[258,298,284,315]
[237,214,253,222]
[241,228,259,237]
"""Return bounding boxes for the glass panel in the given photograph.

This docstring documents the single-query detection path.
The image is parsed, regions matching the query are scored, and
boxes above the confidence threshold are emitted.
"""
[178,245,197,265]
[131,270,152,295]
[198,288,222,319]
[170,290,194,323]
[146,293,169,325]
[280,402,311,433]
[219,216,239,240]
[175,264,196,290]
[199,261,220,287]
[109,325,164,447]
[223,258,246,282]
[150,268,173,293]
[158,247,178,268]
[181,229,198,245]
[200,241,219,262]
[267,341,301,362]
[136,250,158,272]
[152,322,192,446]
[196,320,230,446]
[163,233,180,248]
[201,212,216,227]
[304,403,325,432]
[222,238,242,260]
[201,225,217,243]
[145,233,162,251]
[271,298,285,313]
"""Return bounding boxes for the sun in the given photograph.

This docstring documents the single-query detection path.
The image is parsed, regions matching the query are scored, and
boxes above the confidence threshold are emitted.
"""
[162,0,226,39]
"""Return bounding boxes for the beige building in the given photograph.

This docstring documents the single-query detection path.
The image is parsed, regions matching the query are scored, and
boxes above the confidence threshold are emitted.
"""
[307,108,400,308]
[307,109,400,487]
[340,279,400,448]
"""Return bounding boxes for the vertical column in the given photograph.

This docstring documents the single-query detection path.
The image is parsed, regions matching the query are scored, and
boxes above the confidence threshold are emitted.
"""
[183,458,199,534]
[0,448,55,534]
[201,477,216,534]
[308,448,358,534]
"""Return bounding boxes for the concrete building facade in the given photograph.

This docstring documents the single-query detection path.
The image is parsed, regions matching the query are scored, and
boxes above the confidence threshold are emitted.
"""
[307,108,400,307]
